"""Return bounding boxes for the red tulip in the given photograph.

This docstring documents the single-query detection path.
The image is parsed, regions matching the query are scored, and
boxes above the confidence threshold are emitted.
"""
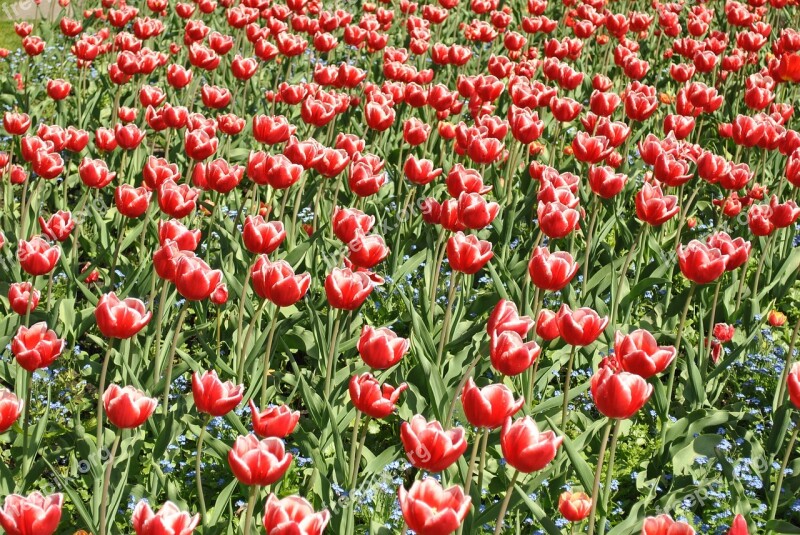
[558,491,592,522]
[461,378,524,429]
[253,115,296,145]
[398,478,470,535]
[635,184,679,226]
[768,310,787,327]
[349,373,408,419]
[457,192,499,229]
[0,492,63,535]
[228,434,293,486]
[487,299,533,338]
[347,231,390,269]
[727,514,749,535]
[158,179,199,219]
[528,246,578,292]
[3,112,31,136]
[174,256,223,301]
[31,150,65,180]
[242,216,286,255]
[0,388,23,433]
[115,185,151,218]
[332,207,375,243]
[131,500,200,535]
[95,293,152,339]
[192,370,244,416]
[114,123,146,150]
[500,416,562,473]
[158,219,201,251]
[11,322,65,372]
[38,211,74,242]
[788,362,800,410]
[400,415,467,472]
[769,195,800,228]
[102,384,157,429]
[713,323,735,342]
[251,257,311,307]
[184,129,218,161]
[403,118,431,146]
[556,304,608,346]
[588,165,627,198]
[357,325,409,369]
[641,515,695,535]
[249,401,300,438]
[263,494,330,535]
[615,330,676,379]
[536,309,560,341]
[490,331,541,376]
[446,164,490,197]
[590,357,653,419]
[404,155,442,185]
[707,232,750,271]
[8,282,40,316]
[677,240,726,284]
[446,232,493,274]
[325,268,373,310]
[538,201,580,239]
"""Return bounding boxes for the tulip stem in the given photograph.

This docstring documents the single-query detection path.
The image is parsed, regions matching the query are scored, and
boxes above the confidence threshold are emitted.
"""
[96,339,117,452]
[108,219,126,288]
[260,308,280,407]
[463,428,482,497]
[23,276,37,326]
[162,303,190,416]
[611,224,645,328]
[493,470,520,535]
[196,414,212,526]
[243,484,259,535]
[752,232,777,315]
[153,281,169,382]
[701,281,722,378]
[238,299,268,383]
[21,371,32,484]
[769,424,799,521]
[99,431,121,535]
[348,410,362,487]
[323,313,343,399]
[560,345,578,427]
[659,284,696,456]
[436,271,459,370]
[581,197,600,296]
[597,419,622,534]
[350,415,370,491]
[586,419,613,535]
[774,314,800,409]
[476,428,490,503]
[445,354,482,428]
[428,231,447,323]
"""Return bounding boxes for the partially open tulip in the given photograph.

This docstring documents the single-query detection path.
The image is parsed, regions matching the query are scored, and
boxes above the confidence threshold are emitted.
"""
[38,211,75,242]
[0,388,23,433]
[591,357,653,419]
[11,322,65,372]
[158,219,201,251]
[357,325,409,369]
[115,185,151,218]
[556,304,608,346]
[192,370,244,416]
[95,293,152,339]
[788,362,800,410]
[447,232,493,274]
[536,309,560,341]
[528,246,578,292]
[251,257,311,307]
[400,415,467,472]
[641,514,695,535]
[500,416,562,473]
[347,231,390,269]
[263,494,330,535]
[490,331,541,376]
[8,282,40,316]
[131,500,200,535]
[242,216,286,255]
[614,330,676,379]
[461,378,524,429]
[349,373,408,419]
[713,323,735,342]
[558,491,592,522]
[17,236,61,276]
[325,268,373,310]
[727,514,749,535]
[398,478,471,535]
[332,207,375,243]
[102,384,157,429]
[768,310,787,327]
[228,434,293,486]
[677,240,726,284]
[249,401,300,438]
[0,492,63,535]
[174,256,224,301]
[487,299,533,338]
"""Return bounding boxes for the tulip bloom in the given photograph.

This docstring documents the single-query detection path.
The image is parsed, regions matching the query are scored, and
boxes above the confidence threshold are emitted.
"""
[487,299,533,338]
[558,491,592,522]
[500,416,563,473]
[332,207,375,244]
[641,514,695,535]
[173,256,224,301]
[263,495,330,535]
[325,268,373,310]
[727,514,749,535]
[677,241,726,284]
[400,415,467,472]
[528,247,578,292]
[536,309,560,340]
[447,232,493,274]
[131,500,200,535]
[249,401,300,438]
[8,282,40,316]
[228,434,293,486]
[635,184,679,226]
[398,478,471,535]
[461,378,524,429]
[17,237,61,276]
[243,216,286,255]
[251,257,311,307]
[192,370,244,416]
[0,492,63,535]
[0,388,23,433]
[615,330,676,379]
[357,325,409,369]
[556,304,608,346]
[349,373,408,419]
[11,323,65,372]
[102,384,158,429]
[95,293,152,339]
[347,231,390,269]
[115,185,151,218]
[490,331,541,376]
[788,362,800,410]
[590,358,653,419]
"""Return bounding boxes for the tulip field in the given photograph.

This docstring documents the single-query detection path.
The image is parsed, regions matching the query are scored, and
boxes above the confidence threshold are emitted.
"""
[3,0,800,533]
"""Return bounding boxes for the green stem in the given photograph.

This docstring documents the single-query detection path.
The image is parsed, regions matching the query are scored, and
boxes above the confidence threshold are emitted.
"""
[21,371,32,483]
[243,484,259,535]
[768,425,799,521]
[196,414,212,525]
[237,299,268,383]
[260,309,280,407]
[493,470,521,535]
[96,339,116,451]
[444,354,482,428]
[597,419,622,534]
[587,419,613,535]
[161,303,190,416]
[436,271,459,369]
[561,345,578,427]
[153,281,169,381]
[23,276,37,326]
[99,432,121,535]
[476,428,490,501]
[348,410,362,487]
[774,315,800,409]
[323,313,343,398]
